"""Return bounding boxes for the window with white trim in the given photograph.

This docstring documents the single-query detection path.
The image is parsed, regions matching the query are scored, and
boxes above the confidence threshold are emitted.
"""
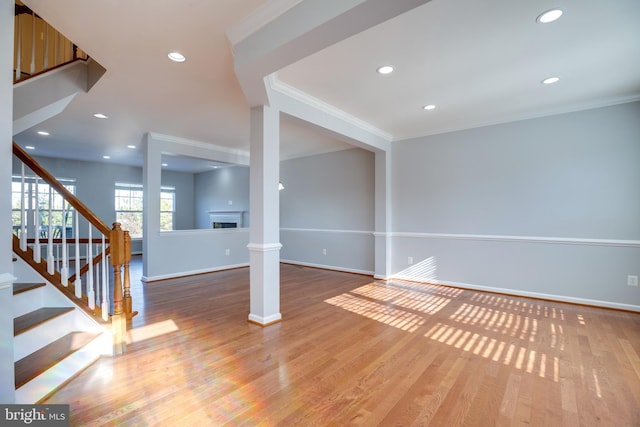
[114,183,176,237]
[11,176,76,237]
[160,186,175,232]
[115,183,143,238]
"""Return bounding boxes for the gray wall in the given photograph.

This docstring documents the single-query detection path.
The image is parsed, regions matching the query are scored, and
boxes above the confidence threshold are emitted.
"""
[280,148,375,274]
[392,101,640,310]
[11,156,196,252]
[194,166,250,229]
[164,170,195,231]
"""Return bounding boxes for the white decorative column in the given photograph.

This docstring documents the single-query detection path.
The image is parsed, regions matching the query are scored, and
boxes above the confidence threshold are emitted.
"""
[247,105,282,325]
[1,0,16,403]
[374,149,392,279]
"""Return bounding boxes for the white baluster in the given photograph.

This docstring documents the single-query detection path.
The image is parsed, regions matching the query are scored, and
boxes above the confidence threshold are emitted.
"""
[57,32,62,65]
[30,12,35,75]
[101,234,108,321]
[74,210,81,294]
[86,226,95,306]
[60,200,68,286]
[34,176,41,262]
[16,13,22,80]
[47,187,54,274]
[20,165,27,251]
[43,23,49,70]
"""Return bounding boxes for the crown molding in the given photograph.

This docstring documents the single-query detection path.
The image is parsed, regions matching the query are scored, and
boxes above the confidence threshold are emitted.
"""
[268,75,393,142]
[148,132,250,158]
[397,95,640,142]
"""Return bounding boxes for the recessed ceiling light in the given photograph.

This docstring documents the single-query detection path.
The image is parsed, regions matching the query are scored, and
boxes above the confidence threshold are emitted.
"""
[542,76,560,84]
[37,131,50,136]
[376,65,394,75]
[25,145,35,150]
[537,8,564,24]
[423,104,436,110]
[168,52,186,62]
[93,113,108,119]
[103,155,111,159]
[162,163,168,167]
[127,145,136,149]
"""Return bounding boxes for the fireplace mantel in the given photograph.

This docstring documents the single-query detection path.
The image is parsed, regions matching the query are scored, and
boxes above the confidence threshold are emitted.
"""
[208,211,244,228]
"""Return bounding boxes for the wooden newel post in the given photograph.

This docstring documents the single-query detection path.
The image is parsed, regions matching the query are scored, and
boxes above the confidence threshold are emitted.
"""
[110,222,127,355]
[123,230,134,320]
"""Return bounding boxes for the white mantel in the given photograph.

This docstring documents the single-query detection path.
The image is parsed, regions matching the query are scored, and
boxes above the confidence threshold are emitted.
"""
[208,211,244,228]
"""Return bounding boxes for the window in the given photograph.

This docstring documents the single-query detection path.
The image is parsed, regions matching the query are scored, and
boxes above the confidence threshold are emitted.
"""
[115,183,143,238]
[160,186,175,232]
[114,183,176,237]
[12,176,76,237]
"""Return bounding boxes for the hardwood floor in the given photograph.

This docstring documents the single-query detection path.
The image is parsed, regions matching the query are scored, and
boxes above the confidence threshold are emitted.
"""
[44,260,640,426]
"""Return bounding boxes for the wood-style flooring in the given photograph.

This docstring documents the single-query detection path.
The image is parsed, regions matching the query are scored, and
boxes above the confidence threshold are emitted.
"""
[44,259,640,426]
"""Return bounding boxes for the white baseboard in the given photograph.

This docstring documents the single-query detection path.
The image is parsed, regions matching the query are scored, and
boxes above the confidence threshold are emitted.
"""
[248,312,282,326]
[142,263,249,282]
[281,259,373,276]
[404,278,640,313]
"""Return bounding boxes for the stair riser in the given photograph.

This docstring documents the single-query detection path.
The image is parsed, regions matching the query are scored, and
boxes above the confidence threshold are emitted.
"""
[14,312,75,362]
[13,287,45,318]
[15,331,110,404]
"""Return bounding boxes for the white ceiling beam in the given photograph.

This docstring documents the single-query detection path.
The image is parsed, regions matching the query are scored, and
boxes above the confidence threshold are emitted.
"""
[229,0,431,107]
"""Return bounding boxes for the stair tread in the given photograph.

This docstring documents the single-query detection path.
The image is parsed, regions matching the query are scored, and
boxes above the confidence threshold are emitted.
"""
[15,331,100,389]
[14,307,75,336]
[13,282,46,295]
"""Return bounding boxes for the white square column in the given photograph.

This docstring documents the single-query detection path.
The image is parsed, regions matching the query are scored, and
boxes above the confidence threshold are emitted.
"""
[374,150,392,279]
[248,105,282,326]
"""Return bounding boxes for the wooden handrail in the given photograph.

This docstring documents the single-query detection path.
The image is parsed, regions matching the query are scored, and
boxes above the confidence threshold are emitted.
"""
[68,246,111,284]
[13,2,89,84]
[12,235,108,324]
[13,57,88,85]
[23,238,109,245]
[13,142,111,235]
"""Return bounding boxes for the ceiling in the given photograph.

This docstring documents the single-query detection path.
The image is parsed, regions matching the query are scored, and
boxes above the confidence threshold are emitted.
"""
[14,0,640,173]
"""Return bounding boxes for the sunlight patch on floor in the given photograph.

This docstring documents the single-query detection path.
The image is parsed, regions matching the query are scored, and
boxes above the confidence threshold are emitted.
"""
[391,256,438,284]
[324,277,604,390]
[127,319,179,344]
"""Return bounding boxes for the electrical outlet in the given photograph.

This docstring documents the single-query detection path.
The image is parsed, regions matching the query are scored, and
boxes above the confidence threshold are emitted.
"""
[225,249,230,256]
[628,275,638,287]
[408,256,413,265]
[322,249,327,255]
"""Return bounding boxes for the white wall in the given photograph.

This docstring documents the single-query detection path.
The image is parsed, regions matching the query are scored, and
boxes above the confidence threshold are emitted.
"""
[1,0,15,403]
[280,148,375,274]
[143,133,251,280]
[392,101,640,310]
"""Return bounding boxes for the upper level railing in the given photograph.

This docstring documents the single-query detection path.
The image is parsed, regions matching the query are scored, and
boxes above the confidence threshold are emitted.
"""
[12,142,133,354]
[14,1,88,83]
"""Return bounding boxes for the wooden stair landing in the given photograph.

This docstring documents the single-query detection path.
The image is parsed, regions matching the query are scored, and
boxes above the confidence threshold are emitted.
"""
[14,307,74,336]
[15,331,100,389]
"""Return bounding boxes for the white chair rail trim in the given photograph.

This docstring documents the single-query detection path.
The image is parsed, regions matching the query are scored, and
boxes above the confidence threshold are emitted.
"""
[391,232,640,248]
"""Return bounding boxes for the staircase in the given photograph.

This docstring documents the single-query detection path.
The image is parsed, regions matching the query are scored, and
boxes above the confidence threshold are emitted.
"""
[10,145,135,403]
[11,257,112,403]
[7,2,132,403]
